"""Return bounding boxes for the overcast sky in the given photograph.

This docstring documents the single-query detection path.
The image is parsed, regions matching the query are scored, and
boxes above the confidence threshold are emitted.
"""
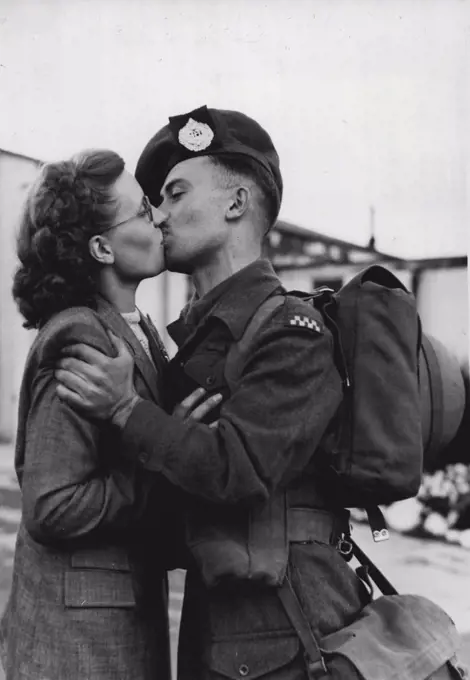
[0,0,468,258]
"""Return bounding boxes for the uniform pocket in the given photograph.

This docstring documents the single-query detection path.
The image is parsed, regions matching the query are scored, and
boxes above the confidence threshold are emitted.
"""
[204,635,301,679]
[70,546,131,571]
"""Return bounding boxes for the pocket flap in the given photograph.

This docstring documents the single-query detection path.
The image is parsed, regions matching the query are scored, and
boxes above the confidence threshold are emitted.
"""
[184,352,227,391]
[207,635,299,679]
[64,570,136,608]
[71,547,130,571]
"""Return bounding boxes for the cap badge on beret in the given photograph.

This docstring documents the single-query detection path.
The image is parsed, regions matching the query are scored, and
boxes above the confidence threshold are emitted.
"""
[178,118,214,152]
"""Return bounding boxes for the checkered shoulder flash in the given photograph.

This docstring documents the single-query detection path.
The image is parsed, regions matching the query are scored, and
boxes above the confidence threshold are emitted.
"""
[282,298,324,335]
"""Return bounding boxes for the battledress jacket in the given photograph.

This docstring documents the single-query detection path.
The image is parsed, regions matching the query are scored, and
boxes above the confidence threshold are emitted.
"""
[120,259,371,680]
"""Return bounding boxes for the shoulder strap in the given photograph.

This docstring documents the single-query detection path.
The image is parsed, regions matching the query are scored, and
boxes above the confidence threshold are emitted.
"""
[350,538,398,597]
[224,294,285,389]
[238,294,285,356]
[277,541,398,677]
[277,576,327,679]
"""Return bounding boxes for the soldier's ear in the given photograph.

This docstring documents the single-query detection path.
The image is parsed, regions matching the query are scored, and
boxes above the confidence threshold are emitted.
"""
[225,186,250,222]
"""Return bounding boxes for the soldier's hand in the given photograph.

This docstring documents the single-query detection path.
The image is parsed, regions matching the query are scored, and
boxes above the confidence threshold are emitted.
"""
[55,331,138,421]
[173,387,222,428]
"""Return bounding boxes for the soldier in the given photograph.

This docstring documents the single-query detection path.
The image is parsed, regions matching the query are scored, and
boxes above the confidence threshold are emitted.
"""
[55,106,371,679]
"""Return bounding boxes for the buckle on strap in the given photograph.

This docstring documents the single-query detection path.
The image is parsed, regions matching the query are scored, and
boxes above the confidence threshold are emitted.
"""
[336,535,353,560]
[306,654,328,679]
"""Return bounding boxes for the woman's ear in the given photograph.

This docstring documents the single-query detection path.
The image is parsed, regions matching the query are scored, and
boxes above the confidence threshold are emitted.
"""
[225,186,250,222]
[88,235,115,265]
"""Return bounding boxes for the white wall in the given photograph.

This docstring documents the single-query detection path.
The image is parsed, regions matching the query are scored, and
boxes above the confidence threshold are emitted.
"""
[136,274,165,331]
[136,270,189,357]
[0,153,39,440]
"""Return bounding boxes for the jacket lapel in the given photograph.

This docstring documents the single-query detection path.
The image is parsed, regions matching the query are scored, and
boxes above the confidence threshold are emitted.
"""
[140,313,170,372]
[94,297,162,404]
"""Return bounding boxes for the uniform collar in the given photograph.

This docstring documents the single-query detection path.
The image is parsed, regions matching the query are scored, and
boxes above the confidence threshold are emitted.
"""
[168,258,283,346]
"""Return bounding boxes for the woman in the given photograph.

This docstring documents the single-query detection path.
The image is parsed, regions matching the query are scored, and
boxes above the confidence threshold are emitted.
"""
[0,149,217,680]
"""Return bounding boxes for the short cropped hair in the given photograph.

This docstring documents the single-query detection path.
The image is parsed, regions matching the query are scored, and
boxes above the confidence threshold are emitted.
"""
[208,154,280,232]
[12,149,125,329]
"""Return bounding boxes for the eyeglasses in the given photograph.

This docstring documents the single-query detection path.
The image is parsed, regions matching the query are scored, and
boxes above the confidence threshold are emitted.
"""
[102,195,155,233]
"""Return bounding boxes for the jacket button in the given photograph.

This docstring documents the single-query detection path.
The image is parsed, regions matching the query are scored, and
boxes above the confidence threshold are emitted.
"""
[206,375,216,386]
[239,665,249,677]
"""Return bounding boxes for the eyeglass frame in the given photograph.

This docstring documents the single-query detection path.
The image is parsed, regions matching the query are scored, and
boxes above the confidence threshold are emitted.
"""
[101,195,156,234]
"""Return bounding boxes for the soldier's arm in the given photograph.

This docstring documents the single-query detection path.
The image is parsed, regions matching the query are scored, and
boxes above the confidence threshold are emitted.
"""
[119,300,343,505]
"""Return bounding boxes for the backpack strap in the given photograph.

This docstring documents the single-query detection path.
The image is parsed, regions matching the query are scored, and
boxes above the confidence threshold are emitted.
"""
[224,294,285,389]
[277,576,328,679]
[350,538,398,597]
[277,537,399,679]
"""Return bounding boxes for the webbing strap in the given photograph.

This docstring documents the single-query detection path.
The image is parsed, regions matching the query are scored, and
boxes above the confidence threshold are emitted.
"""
[224,295,284,387]
[278,576,327,679]
[277,509,399,680]
[350,538,398,597]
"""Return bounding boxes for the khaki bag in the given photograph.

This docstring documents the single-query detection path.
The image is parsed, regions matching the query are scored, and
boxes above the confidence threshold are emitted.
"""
[278,540,467,680]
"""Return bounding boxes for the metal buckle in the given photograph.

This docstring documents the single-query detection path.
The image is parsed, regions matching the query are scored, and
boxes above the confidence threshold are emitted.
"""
[372,528,390,543]
[306,653,328,679]
[336,534,353,559]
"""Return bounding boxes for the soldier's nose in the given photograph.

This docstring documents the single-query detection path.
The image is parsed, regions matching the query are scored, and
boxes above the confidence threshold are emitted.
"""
[152,207,168,227]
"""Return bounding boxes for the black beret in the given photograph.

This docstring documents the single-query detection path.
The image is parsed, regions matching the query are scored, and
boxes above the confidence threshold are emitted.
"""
[135,105,283,211]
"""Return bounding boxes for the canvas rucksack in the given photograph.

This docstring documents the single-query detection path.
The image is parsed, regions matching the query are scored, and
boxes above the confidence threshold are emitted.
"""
[227,264,423,540]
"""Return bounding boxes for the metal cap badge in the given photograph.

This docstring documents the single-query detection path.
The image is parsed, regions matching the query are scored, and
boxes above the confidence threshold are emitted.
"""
[178,118,214,152]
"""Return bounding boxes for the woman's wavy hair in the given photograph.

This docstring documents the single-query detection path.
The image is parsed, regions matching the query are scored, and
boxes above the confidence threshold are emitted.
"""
[13,149,125,329]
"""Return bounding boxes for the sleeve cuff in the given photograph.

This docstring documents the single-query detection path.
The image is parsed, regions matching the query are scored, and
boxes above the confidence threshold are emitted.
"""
[110,394,142,429]
[120,399,168,472]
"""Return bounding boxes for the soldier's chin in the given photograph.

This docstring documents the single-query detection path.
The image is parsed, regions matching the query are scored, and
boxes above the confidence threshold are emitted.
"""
[163,249,192,275]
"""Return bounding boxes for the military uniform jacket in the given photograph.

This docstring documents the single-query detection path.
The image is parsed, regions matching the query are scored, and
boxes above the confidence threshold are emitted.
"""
[0,297,171,680]
[122,259,343,503]
[121,260,371,680]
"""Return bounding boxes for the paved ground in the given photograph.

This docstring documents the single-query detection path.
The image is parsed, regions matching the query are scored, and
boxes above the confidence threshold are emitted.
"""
[0,442,469,678]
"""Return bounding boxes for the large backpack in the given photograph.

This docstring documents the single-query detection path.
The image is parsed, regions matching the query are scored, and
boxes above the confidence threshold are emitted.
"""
[310,265,422,508]
[227,264,423,539]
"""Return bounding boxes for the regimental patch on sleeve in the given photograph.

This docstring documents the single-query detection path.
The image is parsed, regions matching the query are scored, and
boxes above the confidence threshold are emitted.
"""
[286,313,324,334]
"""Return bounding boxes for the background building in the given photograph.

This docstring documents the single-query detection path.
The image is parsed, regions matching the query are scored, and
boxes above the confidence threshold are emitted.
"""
[0,150,40,442]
